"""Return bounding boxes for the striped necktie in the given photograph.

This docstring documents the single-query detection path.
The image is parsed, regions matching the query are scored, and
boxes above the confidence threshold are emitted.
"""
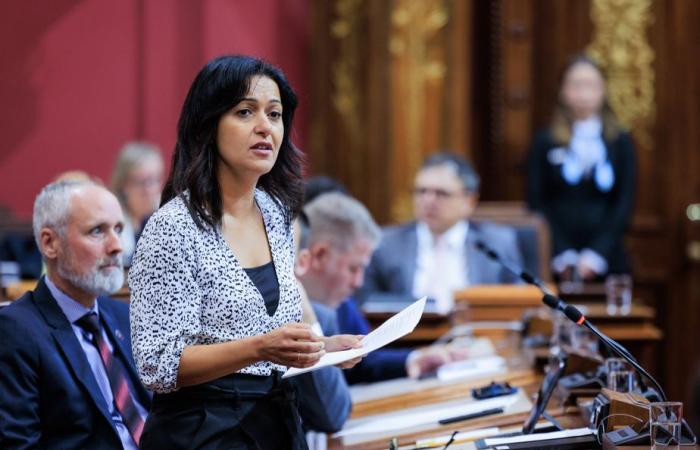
[76,312,144,445]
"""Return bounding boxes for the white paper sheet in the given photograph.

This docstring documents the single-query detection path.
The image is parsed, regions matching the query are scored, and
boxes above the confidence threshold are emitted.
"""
[436,355,506,382]
[282,297,427,378]
[334,392,519,438]
[483,427,593,446]
[349,337,499,404]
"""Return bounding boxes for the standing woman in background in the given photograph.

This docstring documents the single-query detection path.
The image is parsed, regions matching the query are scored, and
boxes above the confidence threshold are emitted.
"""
[129,55,357,449]
[527,54,637,281]
[110,142,164,265]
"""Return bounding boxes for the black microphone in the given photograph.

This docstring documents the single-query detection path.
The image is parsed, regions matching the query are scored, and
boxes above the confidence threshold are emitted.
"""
[542,290,567,313]
[475,239,555,297]
[542,294,634,361]
[476,241,636,361]
[543,294,666,401]
[474,240,665,399]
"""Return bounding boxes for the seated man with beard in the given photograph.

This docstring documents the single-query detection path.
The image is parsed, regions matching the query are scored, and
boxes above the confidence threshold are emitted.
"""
[0,180,150,450]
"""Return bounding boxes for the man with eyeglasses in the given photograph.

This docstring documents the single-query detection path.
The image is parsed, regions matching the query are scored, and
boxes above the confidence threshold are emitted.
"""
[358,152,523,313]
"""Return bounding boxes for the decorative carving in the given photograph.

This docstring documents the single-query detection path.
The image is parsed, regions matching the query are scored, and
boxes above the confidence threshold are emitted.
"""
[389,0,449,221]
[587,0,655,149]
[330,0,364,144]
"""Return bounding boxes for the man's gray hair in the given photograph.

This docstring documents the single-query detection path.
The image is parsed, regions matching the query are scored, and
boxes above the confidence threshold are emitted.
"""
[303,192,381,251]
[33,180,98,249]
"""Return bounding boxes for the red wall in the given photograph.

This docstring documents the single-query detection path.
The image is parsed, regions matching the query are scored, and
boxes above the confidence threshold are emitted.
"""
[0,0,310,218]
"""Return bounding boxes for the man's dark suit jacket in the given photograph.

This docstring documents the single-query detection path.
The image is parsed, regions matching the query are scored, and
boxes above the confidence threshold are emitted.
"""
[357,220,523,306]
[291,303,352,432]
[0,278,151,450]
[336,298,411,384]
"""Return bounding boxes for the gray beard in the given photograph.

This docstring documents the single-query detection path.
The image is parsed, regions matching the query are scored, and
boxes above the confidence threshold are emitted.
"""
[57,259,124,297]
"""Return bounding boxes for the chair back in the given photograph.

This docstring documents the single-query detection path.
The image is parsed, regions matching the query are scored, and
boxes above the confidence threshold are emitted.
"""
[472,201,552,282]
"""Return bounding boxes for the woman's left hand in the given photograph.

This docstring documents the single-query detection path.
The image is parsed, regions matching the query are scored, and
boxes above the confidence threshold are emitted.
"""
[321,334,364,369]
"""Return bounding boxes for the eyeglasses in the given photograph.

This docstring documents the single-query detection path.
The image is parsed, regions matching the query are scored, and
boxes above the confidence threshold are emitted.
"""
[412,187,466,200]
[126,177,161,190]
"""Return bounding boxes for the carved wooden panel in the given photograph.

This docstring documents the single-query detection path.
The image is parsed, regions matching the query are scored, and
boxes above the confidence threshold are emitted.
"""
[309,0,474,224]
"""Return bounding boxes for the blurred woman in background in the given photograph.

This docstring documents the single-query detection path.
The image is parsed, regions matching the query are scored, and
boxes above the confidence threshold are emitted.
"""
[110,142,164,265]
[527,54,637,281]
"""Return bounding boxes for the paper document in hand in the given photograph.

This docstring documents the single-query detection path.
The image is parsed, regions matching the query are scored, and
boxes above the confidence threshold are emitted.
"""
[282,297,427,378]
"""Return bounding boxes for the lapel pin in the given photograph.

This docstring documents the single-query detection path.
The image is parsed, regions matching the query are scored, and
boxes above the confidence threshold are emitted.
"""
[115,330,124,341]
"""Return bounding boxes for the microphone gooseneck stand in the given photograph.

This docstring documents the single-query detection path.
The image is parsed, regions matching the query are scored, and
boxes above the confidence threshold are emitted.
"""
[475,240,667,401]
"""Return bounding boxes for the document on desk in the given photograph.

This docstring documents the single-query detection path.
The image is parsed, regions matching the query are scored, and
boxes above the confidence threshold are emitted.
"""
[479,427,594,447]
[335,391,526,445]
[282,297,427,378]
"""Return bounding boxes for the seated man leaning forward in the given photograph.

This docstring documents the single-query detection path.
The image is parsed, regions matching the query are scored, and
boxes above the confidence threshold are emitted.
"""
[297,193,469,383]
[0,180,150,450]
[357,151,524,313]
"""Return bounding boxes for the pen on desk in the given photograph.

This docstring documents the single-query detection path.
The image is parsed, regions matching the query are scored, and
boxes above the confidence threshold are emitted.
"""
[415,427,501,448]
[438,407,504,425]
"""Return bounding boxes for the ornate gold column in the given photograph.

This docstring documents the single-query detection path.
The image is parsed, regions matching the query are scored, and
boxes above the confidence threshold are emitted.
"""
[587,0,655,149]
[314,0,473,224]
[388,0,449,221]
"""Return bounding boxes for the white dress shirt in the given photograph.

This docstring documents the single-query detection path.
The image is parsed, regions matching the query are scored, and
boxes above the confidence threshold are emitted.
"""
[412,221,469,313]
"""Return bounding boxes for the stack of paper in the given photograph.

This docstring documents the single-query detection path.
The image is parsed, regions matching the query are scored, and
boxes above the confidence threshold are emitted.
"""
[436,355,507,382]
[283,297,427,378]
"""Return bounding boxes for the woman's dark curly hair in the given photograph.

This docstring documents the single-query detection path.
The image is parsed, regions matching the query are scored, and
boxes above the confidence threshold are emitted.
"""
[161,55,304,229]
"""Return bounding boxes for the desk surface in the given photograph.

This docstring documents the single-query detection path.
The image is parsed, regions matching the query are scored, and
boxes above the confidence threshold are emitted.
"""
[364,302,662,344]
[331,332,681,450]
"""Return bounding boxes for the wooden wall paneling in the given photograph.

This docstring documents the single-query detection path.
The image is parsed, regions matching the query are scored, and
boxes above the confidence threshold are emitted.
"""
[388,0,451,222]
[498,0,534,201]
[444,0,472,161]
[363,0,393,223]
[308,0,332,180]
[530,0,593,131]
[309,0,393,223]
[653,0,700,408]
[310,0,474,225]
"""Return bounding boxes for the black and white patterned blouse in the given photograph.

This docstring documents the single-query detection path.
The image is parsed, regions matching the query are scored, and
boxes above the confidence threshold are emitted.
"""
[128,190,302,393]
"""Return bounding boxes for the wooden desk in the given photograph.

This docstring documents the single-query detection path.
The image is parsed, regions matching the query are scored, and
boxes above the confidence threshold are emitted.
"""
[364,300,662,371]
[332,374,545,449]
[5,279,37,300]
[332,337,690,450]
[328,336,603,450]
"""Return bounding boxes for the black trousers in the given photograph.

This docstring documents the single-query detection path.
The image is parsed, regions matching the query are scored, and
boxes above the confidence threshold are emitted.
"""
[140,372,307,450]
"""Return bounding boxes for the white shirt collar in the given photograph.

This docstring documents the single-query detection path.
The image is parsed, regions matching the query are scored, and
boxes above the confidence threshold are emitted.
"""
[416,220,469,249]
[572,115,603,137]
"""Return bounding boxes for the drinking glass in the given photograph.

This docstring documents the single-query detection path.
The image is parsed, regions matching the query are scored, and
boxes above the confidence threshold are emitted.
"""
[650,402,683,449]
[606,274,633,315]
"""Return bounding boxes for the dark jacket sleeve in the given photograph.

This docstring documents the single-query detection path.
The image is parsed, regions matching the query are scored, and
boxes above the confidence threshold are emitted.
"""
[0,313,41,449]
[356,226,420,306]
[355,246,412,305]
[291,304,351,433]
[526,130,576,253]
[336,299,410,384]
[293,367,352,433]
[589,132,637,260]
